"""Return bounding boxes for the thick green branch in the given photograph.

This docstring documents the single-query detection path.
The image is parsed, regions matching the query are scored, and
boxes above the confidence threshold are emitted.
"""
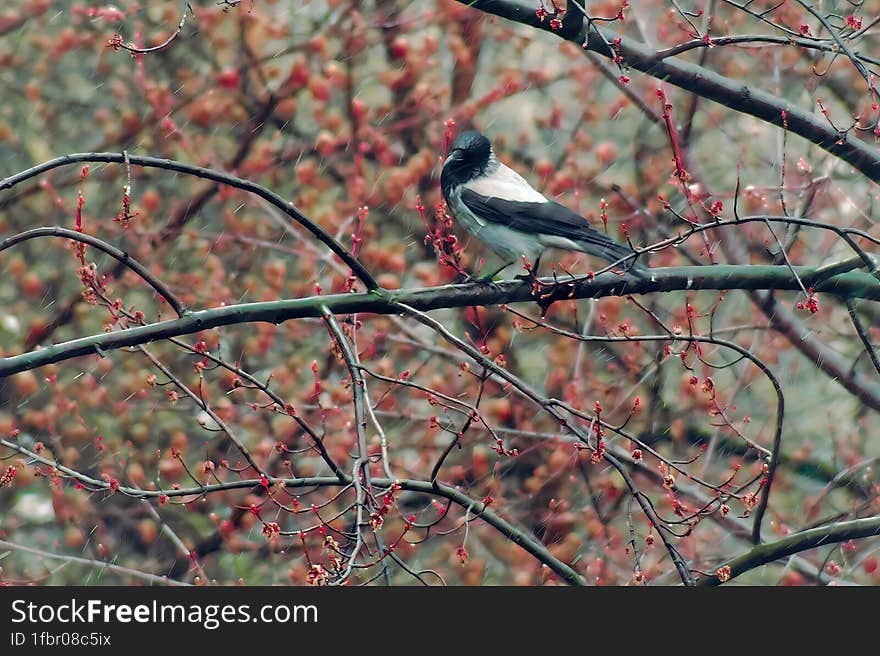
[2,265,879,378]
[698,516,880,585]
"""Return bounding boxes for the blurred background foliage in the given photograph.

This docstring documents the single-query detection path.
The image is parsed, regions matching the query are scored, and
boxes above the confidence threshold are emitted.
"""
[0,0,878,585]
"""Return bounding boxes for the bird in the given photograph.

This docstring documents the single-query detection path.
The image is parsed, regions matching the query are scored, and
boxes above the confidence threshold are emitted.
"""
[440,130,644,281]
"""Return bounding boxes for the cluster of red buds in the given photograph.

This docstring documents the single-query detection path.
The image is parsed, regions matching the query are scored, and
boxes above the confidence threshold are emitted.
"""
[0,465,17,488]
[491,437,518,457]
[76,262,107,305]
[421,198,467,278]
[261,522,281,539]
[796,288,820,314]
[846,15,863,31]
[113,184,139,226]
[535,1,565,30]
[100,472,120,493]
[370,482,402,530]
[306,564,329,586]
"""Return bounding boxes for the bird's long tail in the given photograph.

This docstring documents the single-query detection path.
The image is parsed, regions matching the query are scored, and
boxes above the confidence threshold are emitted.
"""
[574,233,646,277]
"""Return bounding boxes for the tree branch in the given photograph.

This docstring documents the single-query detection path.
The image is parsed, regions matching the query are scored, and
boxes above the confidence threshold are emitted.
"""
[0,152,379,290]
[697,516,880,585]
[0,226,188,317]
[2,264,879,377]
[457,0,880,185]
[0,538,191,586]
[0,438,585,586]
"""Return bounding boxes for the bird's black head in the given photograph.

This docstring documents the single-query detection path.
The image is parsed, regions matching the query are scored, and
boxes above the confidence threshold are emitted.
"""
[449,130,492,163]
[441,130,493,199]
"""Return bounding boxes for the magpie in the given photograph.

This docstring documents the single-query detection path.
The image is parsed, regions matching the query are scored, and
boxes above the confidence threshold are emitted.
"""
[440,130,644,280]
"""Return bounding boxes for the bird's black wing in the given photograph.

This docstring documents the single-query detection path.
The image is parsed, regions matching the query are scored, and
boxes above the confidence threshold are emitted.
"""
[458,188,634,260]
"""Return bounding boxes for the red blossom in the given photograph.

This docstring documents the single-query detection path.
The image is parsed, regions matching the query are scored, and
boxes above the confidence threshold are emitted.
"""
[846,15,862,30]
[0,466,17,488]
[105,33,124,51]
[306,564,329,586]
[262,522,281,539]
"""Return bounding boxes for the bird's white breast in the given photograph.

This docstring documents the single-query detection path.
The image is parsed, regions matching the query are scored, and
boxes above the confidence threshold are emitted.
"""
[461,162,547,203]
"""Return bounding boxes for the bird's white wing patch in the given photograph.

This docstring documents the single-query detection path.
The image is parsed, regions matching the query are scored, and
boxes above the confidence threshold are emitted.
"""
[462,163,547,203]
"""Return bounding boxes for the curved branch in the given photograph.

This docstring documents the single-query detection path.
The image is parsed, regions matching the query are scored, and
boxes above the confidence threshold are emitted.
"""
[0,538,191,586]
[846,299,880,376]
[654,34,880,69]
[457,1,880,185]
[756,291,880,412]
[697,516,880,585]
[394,303,694,585]
[0,226,188,317]
[0,438,585,586]
[505,309,785,543]
[174,337,346,481]
[137,344,266,477]
[106,2,190,55]
[0,152,379,290]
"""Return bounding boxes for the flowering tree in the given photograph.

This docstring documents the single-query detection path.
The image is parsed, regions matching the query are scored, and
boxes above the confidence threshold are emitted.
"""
[1,0,879,586]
